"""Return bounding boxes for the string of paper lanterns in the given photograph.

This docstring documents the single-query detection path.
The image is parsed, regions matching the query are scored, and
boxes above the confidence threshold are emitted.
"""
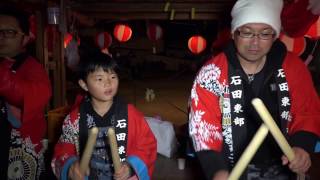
[93,23,208,55]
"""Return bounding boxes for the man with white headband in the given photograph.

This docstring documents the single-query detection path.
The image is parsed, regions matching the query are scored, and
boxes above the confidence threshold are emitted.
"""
[188,0,320,179]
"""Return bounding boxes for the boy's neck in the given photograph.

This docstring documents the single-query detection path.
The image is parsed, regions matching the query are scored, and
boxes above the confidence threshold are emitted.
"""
[91,100,113,117]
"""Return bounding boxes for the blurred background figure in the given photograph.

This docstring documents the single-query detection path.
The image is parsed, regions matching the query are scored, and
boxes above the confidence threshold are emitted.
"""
[0,6,51,180]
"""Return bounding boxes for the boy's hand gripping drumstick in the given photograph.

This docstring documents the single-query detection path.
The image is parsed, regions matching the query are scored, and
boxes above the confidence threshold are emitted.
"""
[107,127,121,173]
[80,127,99,174]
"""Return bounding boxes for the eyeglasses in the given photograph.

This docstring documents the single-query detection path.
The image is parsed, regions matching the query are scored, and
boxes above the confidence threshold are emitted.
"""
[0,29,24,38]
[235,29,275,40]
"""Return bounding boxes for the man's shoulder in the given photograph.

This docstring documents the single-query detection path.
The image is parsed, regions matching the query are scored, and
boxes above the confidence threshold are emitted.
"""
[25,55,42,65]
[283,52,306,70]
[203,52,228,66]
[127,104,145,120]
[127,104,141,114]
[18,55,45,71]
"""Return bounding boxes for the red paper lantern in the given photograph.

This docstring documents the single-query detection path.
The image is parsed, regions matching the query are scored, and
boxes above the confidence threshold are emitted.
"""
[188,35,207,54]
[64,33,73,48]
[147,24,163,41]
[305,17,320,38]
[113,24,132,42]
[280,33,306,56]
[64,33,80,48]
[95,32,112,49]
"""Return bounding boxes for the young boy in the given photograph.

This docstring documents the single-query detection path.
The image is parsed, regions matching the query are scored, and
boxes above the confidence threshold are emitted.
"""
[51,51,157,180]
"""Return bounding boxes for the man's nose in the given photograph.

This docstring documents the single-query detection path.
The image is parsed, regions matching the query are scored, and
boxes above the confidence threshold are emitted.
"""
[251,35,260,44]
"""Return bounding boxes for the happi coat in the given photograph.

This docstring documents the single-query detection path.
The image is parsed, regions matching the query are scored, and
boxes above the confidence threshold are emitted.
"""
[51,96,157,180]
[189,40,320,178]
[0,53,52,179]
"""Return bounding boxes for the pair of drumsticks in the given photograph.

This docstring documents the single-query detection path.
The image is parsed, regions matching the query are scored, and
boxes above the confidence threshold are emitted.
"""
[228,98,305,180]
[76,98,305,179]
[79,127,121,174]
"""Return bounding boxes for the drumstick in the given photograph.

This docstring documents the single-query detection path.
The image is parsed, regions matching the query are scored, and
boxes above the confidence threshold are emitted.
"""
[252,98,305,180]
[228,124,269,180]
[251,98,294,160]
[107,127,121,173]
[80,127,99,174]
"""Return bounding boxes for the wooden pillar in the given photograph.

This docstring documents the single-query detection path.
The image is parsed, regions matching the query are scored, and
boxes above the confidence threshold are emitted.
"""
[51,28,66,108]
[35,10,45,65]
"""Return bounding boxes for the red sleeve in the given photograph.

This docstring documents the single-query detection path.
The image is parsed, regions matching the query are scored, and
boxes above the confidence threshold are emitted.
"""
[189,55,227,153]
[51,109,80,177]
[283,53,320,137]
[127,105,157,177]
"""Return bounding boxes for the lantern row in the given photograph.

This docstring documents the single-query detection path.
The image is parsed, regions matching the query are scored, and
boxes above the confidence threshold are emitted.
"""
[65,23,207,54]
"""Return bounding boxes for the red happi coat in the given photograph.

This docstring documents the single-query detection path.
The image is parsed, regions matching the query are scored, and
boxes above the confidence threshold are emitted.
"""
[189,49,320,156]
[51,102,157,179]
[0,55,51,179]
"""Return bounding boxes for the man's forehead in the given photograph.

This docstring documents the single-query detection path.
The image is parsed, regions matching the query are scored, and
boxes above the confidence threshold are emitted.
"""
[0,15,20,28]
[239,23,274,31]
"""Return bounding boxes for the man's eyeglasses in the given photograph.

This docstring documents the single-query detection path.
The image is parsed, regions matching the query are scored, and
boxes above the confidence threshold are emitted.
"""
[235,29,275,40]
[0,29,24,38]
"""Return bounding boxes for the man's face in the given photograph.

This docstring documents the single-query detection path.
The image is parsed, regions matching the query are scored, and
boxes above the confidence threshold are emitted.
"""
[232,23,276,63]
[0,15,25,58]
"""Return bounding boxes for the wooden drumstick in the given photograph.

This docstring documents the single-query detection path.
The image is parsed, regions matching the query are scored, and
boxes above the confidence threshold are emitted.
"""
[228,124,269,180]
[252,98,305,180]
[80,127,99,174]
[251,98,294,161]
[107,127,121,173]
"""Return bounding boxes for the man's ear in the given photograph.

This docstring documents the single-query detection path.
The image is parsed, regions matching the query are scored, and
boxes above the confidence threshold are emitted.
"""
[231,33,235,40]
[78,79,88,91]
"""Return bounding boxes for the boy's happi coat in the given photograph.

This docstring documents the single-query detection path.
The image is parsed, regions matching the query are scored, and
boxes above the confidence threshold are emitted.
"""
[52,97,157,180]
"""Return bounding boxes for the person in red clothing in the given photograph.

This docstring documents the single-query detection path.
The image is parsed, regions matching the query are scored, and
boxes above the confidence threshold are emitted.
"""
[0,6,52,180]
[51,50,157,180]
[189,0,320,179]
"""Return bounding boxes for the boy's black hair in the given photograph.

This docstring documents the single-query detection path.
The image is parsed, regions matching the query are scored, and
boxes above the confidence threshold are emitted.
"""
[78,50,120,81]
[0,5,30,35]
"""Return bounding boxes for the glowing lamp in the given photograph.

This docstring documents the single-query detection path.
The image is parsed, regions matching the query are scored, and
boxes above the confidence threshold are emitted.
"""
[113,24,132,42]
[64,33,80,48]
[64,33,73,48]
[188,35,207,54]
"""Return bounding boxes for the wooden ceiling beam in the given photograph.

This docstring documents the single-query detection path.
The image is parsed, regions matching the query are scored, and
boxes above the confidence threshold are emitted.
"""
[70,2,232,12]
[82,12,222,20]
[68,2,233,20]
